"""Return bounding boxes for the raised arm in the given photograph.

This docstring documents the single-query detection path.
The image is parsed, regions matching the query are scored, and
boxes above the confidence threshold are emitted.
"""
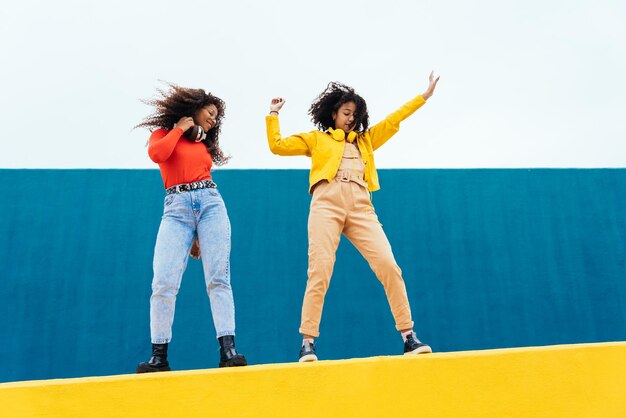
[266,97,316,156]
[369,71,440,150]
[148,116,195,163]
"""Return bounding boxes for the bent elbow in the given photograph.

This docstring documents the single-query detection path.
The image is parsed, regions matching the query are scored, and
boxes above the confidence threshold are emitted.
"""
[148,147,166,163]
[268,141,284,156]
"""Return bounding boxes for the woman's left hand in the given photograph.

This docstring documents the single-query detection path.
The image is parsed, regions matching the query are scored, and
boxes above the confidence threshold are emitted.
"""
[190,238,201,259]
[422,71,440,100]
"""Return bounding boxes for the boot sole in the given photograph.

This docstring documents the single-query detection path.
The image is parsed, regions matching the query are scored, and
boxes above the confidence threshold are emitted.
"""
[404,345,433,355]
[136,365,171,373]
[219,356,247,368]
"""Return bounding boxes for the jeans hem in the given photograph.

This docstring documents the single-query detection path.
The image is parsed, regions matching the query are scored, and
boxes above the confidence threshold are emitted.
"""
[151,338,171,344]
[216,330,235,338]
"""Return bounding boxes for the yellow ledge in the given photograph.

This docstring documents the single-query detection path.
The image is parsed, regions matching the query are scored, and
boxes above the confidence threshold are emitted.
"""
[2,342,625,417]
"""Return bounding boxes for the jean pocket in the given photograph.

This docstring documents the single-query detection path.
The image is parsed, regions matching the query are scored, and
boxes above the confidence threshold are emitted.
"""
[164,194,176,207]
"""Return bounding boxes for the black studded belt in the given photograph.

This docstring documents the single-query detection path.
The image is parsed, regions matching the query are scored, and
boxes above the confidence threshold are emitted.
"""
[165,179,217,195]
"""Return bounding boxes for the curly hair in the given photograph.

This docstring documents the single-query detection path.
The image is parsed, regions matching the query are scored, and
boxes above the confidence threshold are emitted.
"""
[308,82,369,133]
[136,82,230,165]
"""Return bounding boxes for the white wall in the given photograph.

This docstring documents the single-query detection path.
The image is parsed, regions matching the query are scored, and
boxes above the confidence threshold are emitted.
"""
[1,0,624,168]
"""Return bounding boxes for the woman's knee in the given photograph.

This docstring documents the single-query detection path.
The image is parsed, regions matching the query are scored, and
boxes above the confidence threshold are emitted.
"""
[371,255,402,278]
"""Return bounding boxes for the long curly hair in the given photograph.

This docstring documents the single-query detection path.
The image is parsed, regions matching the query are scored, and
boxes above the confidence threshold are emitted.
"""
[136,82,230,165]
[309,82,369,133]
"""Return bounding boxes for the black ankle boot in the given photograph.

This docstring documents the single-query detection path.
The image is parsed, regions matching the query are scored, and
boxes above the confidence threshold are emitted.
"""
[136,343,171,373]
[218,335,247,368]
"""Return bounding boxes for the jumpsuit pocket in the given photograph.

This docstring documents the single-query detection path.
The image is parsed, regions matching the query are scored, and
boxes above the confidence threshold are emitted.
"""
[364,201,383,227]
[310,180,332,204]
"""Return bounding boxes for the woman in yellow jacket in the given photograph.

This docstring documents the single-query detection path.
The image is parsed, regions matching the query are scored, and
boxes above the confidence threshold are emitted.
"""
[266,72,440,361]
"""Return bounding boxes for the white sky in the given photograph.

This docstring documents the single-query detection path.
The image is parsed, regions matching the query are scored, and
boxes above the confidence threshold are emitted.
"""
[1,0,624,169]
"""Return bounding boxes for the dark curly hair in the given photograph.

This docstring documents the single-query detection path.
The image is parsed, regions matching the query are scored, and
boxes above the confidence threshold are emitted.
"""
[136,82,230,165]
[309,82,369,133]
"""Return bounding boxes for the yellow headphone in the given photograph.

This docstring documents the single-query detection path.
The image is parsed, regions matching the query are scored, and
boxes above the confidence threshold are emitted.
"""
[328,127,357,143]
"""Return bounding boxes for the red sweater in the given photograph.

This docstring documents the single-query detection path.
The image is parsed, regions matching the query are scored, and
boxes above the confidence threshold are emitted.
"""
[148,128,213,189]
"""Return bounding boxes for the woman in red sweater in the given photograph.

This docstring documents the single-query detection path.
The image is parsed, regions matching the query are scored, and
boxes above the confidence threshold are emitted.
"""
[135,83,246,372]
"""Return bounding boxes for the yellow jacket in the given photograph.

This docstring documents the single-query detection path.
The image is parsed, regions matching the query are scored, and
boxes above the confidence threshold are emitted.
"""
[266,94,426,193]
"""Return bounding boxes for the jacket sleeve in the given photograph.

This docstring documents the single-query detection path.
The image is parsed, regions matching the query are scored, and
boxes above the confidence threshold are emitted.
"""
[148,128,184,163]
[368,95,426,151]
[266,115,315,156]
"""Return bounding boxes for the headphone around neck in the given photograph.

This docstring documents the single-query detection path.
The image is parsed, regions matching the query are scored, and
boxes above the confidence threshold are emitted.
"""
[183,125,207,142]
[328,127,357,143]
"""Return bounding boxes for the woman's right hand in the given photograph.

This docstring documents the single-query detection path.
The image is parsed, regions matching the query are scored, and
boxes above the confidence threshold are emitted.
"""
[190,237,201,259]
[174,116,195,132]
[269,97,285,113]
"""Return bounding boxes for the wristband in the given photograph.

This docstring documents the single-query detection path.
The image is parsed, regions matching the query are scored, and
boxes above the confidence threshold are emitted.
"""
[269,110,279,115]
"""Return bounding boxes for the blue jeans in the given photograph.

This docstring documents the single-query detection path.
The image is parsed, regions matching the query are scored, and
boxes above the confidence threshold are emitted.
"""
[150,187,236,343]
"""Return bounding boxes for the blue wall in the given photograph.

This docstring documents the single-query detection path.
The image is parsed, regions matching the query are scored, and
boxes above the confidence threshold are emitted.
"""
[1,169,625,383]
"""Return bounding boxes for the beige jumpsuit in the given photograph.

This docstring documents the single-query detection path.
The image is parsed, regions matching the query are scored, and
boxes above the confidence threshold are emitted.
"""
[300,139,414,337]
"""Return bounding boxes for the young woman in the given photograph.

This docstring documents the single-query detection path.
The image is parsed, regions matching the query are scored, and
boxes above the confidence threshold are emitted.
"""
[266,72,440,361]
[135,83,246,372]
